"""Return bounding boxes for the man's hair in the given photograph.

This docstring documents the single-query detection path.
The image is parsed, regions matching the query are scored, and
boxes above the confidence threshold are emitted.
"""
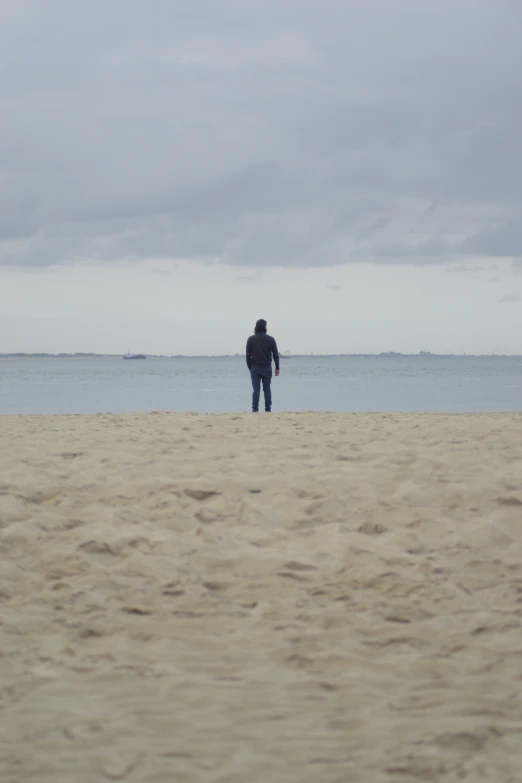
[254,319,267,334]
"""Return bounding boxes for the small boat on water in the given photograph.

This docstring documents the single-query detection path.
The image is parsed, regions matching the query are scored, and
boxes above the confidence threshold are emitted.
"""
[123,353,146,360]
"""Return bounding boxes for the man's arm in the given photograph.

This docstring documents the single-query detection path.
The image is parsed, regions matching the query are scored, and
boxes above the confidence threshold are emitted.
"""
[271,337,280,375]
[246,336,253,370]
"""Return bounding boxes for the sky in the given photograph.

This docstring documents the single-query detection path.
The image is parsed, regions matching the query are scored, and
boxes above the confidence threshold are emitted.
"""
[1,0,522,355]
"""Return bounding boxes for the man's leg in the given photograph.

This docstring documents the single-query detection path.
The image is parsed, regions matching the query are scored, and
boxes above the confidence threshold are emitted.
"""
[261,367,272,412]
[250,368,261,412]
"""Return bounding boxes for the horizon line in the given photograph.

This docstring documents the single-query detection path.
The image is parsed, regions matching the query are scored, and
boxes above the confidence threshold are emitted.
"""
[2,351,522,359]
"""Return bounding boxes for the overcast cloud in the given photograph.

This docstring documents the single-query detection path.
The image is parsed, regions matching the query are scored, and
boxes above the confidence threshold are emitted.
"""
[2,0,522,269]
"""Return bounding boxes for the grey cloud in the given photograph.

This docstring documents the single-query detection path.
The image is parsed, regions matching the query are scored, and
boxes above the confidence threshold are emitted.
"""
[326,284,342,291]
[349,233,458,265]
[234,270,264,281]
[150,268,173,276]
[354,217,390,243]
[1,0,522,268]
[499,293,520,302]
[446,264,484,273]
[460,220,522,257]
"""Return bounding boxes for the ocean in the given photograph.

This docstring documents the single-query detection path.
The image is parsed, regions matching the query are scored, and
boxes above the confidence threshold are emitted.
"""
[1,355,521,415]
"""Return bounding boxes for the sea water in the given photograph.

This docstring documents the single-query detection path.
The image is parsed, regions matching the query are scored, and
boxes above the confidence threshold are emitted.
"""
[1,355,521,415]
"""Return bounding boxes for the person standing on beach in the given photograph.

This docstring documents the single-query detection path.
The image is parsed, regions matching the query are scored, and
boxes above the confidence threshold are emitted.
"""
[246,319,280,413]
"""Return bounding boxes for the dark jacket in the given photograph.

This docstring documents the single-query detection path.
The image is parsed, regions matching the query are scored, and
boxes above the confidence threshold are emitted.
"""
[246,333,279,371]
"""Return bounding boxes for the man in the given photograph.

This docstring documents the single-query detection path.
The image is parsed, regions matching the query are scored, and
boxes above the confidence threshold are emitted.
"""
[246,319,280,413]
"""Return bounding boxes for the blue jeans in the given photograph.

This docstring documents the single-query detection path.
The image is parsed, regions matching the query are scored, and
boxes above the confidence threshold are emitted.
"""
[250,365,272,412]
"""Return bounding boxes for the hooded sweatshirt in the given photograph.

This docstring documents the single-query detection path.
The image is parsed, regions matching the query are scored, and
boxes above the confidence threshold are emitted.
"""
[246,332,279,371]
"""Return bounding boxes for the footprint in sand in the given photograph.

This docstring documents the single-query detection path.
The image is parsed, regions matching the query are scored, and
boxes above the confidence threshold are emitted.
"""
[282,561,317,571]
[184,489,220,501]
[358,521,388,535]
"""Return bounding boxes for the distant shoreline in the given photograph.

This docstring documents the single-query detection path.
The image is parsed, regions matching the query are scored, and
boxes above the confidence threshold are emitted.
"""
[1,352,521,360]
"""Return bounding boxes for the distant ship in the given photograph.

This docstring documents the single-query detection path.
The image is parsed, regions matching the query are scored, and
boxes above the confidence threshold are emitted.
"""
[123,353,146,360]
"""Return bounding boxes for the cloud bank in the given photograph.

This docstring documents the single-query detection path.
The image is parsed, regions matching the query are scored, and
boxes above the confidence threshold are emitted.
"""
[2,0,521,268]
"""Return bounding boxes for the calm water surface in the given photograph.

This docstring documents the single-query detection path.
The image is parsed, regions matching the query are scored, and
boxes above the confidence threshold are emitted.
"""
[1,356,521,415]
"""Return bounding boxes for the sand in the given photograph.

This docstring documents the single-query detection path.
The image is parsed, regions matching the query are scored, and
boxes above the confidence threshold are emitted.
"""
[1,411,522,782]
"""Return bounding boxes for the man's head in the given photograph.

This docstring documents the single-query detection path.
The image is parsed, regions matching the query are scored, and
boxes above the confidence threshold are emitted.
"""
[255,319,267,334]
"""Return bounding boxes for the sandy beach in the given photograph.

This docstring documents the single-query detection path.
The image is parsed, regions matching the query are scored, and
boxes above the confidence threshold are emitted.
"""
[1,411,521,782]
